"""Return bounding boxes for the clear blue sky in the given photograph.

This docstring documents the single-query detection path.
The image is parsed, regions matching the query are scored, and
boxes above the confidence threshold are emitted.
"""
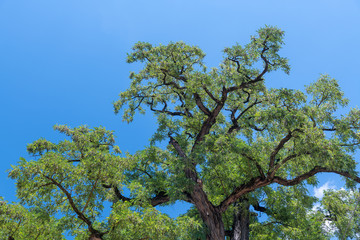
[1,0,359,227]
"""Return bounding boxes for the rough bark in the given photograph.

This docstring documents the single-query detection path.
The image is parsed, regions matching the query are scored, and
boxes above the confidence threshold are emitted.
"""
[191,184,225,240]
[89,234,103,240]
[231,198,250,240]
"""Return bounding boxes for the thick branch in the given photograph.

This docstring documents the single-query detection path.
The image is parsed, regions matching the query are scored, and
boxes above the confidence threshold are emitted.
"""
[193,93,211,116]
[150,191,170,206]
[191,39,271,150]
[192,88,228,152]
[218,166,360,213]
[169,136,197,181]
[273,166,360,186]
[218,177,269,213]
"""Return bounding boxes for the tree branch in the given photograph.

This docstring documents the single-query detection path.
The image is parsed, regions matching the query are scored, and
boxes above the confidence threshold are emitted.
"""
[43,175,103,237]
[102,184,170,207]
[241,153,265,179]
[202,86,220,104]
[193,93,211,116]
[218,177,269,213]
[228,100,262,134]
[192,88,228,152]
[148,99,186,116]
[169,136,197,182]
[273,166,360,186]
[226,36,271,93]
[252,201,269,214]
[268,130,296,172]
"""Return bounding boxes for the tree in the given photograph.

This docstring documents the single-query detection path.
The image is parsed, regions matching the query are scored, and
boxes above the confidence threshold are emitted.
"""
[317,188,360,239]
[6,26,360,239]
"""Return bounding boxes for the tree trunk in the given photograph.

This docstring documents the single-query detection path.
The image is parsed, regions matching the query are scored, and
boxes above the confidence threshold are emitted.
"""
[202,208,225,240]
[231,198,250,240]
[89,233,103,240]
[192,184,226,240]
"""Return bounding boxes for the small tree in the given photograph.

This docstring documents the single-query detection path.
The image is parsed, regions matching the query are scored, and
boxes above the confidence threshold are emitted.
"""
[7,26,360,239]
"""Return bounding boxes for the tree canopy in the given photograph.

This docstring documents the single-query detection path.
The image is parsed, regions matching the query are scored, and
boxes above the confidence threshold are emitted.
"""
[4,26,360,240]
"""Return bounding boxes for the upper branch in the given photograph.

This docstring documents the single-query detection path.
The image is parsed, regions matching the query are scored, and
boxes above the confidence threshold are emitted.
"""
[203,86,220,104]
[191,88,228,152]
[226,38,271,93]
[228,99,262,134]
[193,93,211,116]
[148,99,186,116]
[268,130,297,172]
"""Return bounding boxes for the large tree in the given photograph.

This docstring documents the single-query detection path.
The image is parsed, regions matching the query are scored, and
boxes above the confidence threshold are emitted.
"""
[6,26,360,239]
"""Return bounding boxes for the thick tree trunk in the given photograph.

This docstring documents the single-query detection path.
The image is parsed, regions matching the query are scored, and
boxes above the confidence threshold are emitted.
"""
[169,138,226,239]
[192,184,226,240]
[89,233,103,240]
[231,198,250,240]
[202,209,225,240]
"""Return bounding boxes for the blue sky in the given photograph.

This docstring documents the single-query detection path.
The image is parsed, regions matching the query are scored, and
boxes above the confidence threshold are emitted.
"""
[1,0,360,230]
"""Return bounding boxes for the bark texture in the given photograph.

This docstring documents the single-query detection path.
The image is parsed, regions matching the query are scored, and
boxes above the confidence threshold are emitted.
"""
[89,233,103,240]
[231,198,250,240]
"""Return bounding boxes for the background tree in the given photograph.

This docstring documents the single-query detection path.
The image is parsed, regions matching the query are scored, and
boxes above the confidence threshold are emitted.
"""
[317,188,360,239]
[7,26,360,239]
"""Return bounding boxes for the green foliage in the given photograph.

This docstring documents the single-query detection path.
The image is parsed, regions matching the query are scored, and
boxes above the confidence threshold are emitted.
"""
[0,198,64,239]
